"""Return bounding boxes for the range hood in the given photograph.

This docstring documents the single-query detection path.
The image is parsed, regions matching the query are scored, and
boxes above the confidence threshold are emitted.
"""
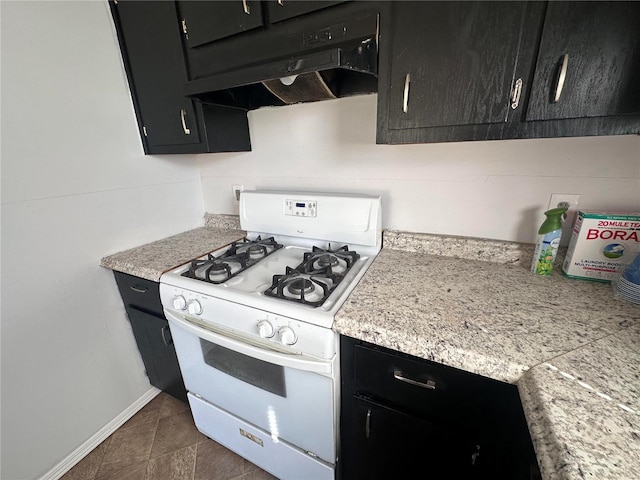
[183,35,378,110]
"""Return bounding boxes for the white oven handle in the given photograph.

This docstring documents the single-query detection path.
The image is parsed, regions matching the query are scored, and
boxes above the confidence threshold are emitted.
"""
[166,311,333,375]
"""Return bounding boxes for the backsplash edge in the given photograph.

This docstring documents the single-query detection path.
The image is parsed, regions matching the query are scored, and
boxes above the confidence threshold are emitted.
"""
[383,230,536,265]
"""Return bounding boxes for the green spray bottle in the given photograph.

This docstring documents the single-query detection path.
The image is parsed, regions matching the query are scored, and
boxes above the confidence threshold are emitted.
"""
[531,207,568,275]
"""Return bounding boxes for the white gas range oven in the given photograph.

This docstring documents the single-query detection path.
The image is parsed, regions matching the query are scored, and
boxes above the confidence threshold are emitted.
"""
[159,190,382,480]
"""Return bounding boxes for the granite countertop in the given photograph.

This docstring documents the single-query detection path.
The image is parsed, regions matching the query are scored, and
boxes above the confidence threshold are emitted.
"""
[334,230,640,480]
[100,215,244,281]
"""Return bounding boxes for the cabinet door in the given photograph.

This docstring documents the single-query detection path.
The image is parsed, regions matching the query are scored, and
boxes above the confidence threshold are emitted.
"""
[266,0,346,24]
[386,1,527,130]
[348,396,481,479]
[127,307,187,402]
[114,1,201,148]
[526,1,640,121]
[179,1,264,48]
[339,336,541,480]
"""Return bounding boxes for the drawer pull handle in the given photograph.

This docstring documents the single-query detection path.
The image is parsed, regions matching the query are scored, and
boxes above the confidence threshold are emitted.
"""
[393,370,436,390]
[129,286,147,293]
[180,108,191,135]
[365,408,371,438]
[161,325,173,346]
[510,78,523,110]
[553,53,569,103]
[242,0,250,15]
[402,73,411,113]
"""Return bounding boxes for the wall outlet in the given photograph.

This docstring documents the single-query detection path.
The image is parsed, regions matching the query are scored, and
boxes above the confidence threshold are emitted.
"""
[232,185,243,203]
[548,193,581,225]
[548,193,581,245]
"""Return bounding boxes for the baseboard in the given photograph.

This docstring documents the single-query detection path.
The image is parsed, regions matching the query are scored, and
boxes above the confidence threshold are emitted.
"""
[40,387,161,480]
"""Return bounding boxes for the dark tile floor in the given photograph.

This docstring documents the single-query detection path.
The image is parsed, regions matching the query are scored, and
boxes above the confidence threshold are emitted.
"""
[61,393,278,480]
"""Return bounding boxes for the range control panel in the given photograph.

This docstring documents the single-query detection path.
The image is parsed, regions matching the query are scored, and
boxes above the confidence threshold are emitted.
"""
[285,198,317,217]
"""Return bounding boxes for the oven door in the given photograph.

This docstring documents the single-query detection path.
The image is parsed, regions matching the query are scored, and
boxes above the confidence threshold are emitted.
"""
[166,310,336,465]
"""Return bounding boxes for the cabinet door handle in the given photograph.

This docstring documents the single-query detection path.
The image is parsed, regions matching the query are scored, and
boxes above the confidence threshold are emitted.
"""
[402,73,411,113]
[180,108,191,135]
[553,53,569,103]
[242,0,250,15]
[393,370,436,390]
[510,78,523,110]
[161,325,173,346]
[365,408,371,438]
[277,0,284,5]
[129,286,147,293]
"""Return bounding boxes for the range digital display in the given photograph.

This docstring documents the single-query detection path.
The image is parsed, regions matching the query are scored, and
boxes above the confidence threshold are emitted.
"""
[285,199,317,217]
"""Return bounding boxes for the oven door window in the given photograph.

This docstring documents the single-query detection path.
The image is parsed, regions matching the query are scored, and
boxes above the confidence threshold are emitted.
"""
[200,338,286,397]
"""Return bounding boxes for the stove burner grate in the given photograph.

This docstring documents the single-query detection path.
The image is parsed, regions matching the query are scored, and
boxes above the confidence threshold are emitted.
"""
[301,245,360,275]
[182,236,283,284]
[264,244,360,306]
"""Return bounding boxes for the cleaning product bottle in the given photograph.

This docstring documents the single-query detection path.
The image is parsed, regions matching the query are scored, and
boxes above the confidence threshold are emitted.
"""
[531,207,568,275]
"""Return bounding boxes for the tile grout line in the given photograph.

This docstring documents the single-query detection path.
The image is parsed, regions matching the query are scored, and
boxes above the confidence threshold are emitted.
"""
[191,441,199,480]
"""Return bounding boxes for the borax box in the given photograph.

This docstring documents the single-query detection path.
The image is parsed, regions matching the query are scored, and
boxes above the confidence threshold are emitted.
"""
[562,211,640,282]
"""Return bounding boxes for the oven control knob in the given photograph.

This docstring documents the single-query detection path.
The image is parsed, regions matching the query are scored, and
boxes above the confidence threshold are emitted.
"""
[257,320,275,338]
[172,295,187,310]
[278,326,297,346]
[187,299,203,315]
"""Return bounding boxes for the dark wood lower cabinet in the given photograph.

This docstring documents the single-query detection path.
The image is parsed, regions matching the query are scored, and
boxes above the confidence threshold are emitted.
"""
[339,336,540,480]
[127,307,187,403]
[113,271,187,403]
[350,395,481,478]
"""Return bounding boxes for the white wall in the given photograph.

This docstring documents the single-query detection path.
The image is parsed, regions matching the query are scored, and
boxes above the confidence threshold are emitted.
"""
[1,1,639,478]
[198,95,640,242]
[1,2,203,479]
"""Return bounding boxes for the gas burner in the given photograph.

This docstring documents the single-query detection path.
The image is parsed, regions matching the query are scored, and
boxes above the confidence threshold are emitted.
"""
[182,236,283,284]
[301,245,360,276]
[288,278,315,295]
[316,254,339,268]
[265,267,338,306]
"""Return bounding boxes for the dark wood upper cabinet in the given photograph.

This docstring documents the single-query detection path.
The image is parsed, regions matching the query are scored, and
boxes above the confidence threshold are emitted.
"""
[385,1,528,130]
[179,1,265,48]
[115,0,202,148]
[111,1,640,152]
[526,1,640,121]
[110,0,251,154]
[376,0,640,144]
[178,0,347,50]
[266,0,346,24]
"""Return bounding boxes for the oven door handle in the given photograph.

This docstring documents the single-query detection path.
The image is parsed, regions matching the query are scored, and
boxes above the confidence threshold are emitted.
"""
[166,311,333,375]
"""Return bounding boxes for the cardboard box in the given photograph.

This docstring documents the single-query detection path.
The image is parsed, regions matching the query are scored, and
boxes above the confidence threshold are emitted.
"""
[562,211,640,282]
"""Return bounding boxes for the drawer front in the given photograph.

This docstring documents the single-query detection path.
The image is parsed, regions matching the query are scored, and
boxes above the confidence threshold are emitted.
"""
[353,344,506,426]
[114,271,163,317]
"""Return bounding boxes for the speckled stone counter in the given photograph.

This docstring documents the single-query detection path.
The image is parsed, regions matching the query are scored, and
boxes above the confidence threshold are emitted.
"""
[100,224,245,281]
[519,323,640,480]
[334,230,640,480]
[203,213,241,230]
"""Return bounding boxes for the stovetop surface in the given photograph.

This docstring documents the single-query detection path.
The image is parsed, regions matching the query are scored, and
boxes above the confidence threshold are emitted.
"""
[160,234,376,328]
